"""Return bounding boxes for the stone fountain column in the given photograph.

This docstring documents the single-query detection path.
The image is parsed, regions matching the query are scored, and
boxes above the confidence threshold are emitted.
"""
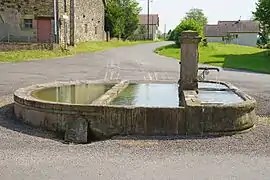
[179,31,202,92]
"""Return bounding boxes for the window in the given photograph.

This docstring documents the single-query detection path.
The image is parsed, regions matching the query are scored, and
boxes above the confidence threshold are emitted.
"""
[84,24,88,33]
[64,0,67,12]
[95,26,97,34]
[24,19,33,29]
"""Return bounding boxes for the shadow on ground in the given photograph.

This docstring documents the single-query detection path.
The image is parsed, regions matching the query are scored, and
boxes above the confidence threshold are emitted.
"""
[0,103,66,143]
[206,51,270,74]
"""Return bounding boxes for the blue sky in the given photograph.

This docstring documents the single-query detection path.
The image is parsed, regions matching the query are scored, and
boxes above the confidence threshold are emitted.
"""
[138,0,257,32]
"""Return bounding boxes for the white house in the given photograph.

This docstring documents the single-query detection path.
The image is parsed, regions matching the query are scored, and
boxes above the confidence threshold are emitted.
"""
[133,14,159,40]
[204,20,260,47]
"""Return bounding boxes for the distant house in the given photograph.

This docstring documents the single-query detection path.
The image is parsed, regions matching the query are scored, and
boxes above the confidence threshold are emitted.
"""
[0,0,106,45]
[133,14,159,40]
[204,20,260,47]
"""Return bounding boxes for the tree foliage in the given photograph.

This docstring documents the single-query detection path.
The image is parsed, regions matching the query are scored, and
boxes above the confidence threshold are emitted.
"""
[105,0,141,40]
[252,0,270,33]
[167,29,175,41]
[169,8,208,46]
[173,19,201,47]
[183,8,208,34]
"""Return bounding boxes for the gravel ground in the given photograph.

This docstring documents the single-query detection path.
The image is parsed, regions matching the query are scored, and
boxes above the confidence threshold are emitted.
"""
[0,42,270,179]
[0,95,270,180]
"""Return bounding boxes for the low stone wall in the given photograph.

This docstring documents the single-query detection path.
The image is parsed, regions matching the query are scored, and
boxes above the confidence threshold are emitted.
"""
[0,43,60,51]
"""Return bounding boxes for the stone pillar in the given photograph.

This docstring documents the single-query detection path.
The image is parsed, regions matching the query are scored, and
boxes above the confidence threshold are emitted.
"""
[179,31,201,91]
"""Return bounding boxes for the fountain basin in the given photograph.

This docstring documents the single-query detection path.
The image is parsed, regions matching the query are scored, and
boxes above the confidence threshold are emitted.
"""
[13,80,256,143]
[180,81,256,134]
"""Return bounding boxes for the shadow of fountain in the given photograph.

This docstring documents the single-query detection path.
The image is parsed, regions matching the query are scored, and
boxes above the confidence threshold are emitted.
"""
[205,51,270,74]
[112,134,225,141]
[0,102,66,143]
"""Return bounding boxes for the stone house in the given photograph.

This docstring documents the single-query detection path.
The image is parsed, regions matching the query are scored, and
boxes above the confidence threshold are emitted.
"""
[204,20,260,47]
[0,0,106,45]
[134,14,159,40]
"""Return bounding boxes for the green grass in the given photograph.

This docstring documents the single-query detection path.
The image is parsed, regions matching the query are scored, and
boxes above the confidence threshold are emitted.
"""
[0,40,155,63]
[155,43,270,74]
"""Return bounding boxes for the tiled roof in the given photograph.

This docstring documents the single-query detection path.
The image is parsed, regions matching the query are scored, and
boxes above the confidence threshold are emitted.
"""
[139,14,159,26]
[204,20,260,37]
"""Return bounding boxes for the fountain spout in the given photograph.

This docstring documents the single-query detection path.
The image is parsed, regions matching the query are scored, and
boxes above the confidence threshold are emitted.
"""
[198,67,220,72]
[197,67,220,81]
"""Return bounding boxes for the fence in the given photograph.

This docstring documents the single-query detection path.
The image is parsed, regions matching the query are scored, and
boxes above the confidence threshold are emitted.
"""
[128,33,154,41]
[0,28,57,51]
[0,28,55,43]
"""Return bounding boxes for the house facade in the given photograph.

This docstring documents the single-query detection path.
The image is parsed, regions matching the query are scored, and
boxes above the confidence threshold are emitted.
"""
[204,20,260,47]
[134,14,159,40]
[0,0,105,44]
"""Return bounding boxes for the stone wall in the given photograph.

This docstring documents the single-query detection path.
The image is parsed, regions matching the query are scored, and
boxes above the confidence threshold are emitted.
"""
[0,0,105,45]
[0,1,54,42]
[0,42,59,51]
[74,0,105,42]
[57,0,71,45]
[0,0,54,17]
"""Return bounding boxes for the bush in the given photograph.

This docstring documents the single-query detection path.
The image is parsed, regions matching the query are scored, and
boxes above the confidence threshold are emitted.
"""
[201,38,208,47]
[259,43,270,49]
[173,19,202,47]
[167,30,175,41]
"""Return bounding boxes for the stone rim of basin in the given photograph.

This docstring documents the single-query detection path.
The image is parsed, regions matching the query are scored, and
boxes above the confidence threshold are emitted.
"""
[14,79,256,108]
[13,80,257,144]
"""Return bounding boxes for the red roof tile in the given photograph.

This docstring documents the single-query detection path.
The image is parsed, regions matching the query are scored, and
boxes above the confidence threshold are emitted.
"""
[205,20,260,37]
[139,14,159,26]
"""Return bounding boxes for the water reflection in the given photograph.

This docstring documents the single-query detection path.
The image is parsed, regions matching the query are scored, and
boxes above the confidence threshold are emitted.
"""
[111,83,180,107]
[110,83,244,107]
[32,84,113,104]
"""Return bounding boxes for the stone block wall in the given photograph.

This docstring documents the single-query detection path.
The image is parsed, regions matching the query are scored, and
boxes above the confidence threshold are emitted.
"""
[0,1,54,42]
[74,0,105,43]
[0,0,105,45]
[57,0,71,45]
[0,42,59,51]
[0,0,54,17]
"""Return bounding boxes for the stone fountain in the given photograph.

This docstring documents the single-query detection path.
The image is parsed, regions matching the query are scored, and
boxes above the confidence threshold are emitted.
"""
[13,31,257,144]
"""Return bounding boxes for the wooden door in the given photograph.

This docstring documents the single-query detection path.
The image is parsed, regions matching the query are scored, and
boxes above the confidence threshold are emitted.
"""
[37,18,52,42]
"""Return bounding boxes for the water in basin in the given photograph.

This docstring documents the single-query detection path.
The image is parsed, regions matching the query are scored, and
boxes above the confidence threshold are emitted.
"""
[32,84,113,104]
[110,83,244,107]
[111,83,180,107]
[198,90,243,104]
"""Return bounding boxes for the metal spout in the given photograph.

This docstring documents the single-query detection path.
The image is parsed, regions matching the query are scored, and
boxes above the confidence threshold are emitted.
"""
[198,67,220,72]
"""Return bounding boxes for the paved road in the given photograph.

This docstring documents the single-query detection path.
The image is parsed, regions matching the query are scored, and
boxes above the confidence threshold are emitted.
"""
[0,42,270,179]
[0,41,269,115]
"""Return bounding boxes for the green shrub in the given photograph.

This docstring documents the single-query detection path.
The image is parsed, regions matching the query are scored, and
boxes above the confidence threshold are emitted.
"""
[173,19,202,47]
[201,38,208,47]
[261,43,270,49]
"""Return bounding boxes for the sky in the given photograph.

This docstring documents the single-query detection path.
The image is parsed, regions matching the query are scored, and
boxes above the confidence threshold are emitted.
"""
[137,0,258,33]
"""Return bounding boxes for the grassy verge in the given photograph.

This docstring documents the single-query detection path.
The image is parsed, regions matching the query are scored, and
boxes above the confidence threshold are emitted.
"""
[0,40,155,63]
[155,43,270,74]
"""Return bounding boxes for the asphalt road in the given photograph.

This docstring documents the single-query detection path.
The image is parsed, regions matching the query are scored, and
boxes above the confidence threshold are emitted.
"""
[0,42,269,180]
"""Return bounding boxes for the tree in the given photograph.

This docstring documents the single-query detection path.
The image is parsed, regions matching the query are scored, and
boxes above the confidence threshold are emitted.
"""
[134,25,147,40]
[173,19,201,47]
[105,0,141,40]
[165,29,172,40]
[183,8,208,35]
[252,0,270,33]
[167,29,175,41]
